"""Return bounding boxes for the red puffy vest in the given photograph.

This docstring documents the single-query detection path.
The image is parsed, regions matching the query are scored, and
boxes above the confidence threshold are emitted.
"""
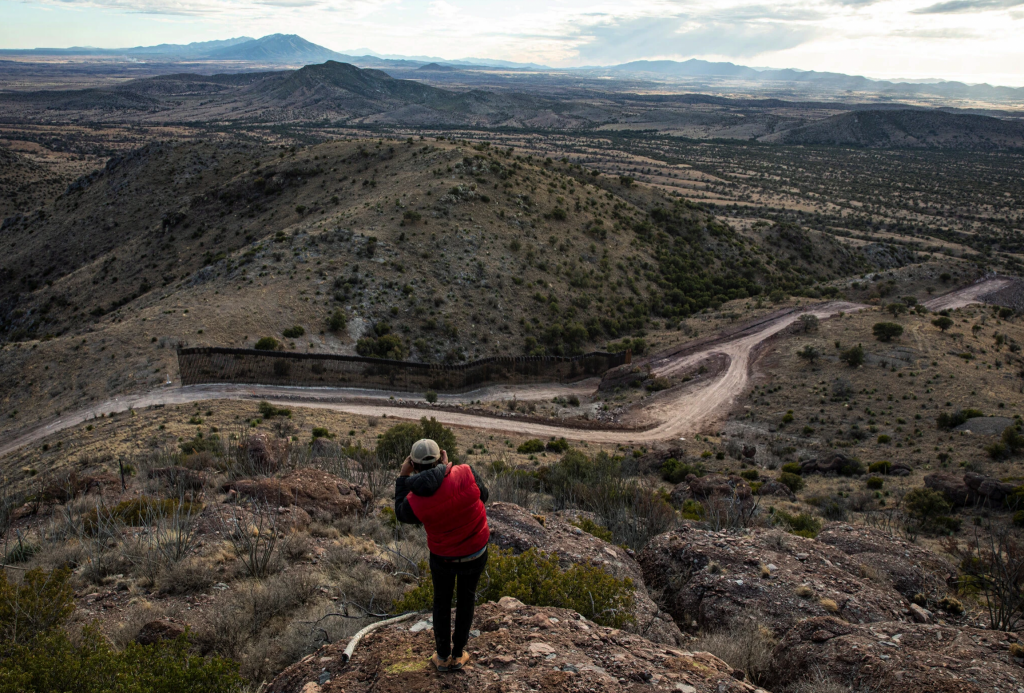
[407,464,489,558]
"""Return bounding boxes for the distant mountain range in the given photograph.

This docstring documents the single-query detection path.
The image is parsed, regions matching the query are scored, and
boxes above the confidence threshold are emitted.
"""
[2,34,1021,101]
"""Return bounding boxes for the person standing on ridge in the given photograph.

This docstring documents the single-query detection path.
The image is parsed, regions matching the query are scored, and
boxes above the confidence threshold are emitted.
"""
[394,438,489,672]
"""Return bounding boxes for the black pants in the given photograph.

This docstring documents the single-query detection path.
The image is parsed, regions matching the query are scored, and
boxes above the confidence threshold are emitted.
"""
[429,549,488,659]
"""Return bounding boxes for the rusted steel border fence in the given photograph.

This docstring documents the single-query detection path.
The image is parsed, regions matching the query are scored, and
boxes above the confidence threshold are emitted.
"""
[176,347,630,393]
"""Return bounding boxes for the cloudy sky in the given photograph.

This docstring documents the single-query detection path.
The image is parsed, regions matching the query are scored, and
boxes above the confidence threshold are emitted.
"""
[2,0,1022,85]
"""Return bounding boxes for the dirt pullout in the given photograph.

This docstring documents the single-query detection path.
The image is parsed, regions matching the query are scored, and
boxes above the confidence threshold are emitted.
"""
[923,277,1012,312]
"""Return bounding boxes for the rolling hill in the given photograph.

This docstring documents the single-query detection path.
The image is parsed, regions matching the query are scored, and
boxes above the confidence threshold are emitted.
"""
[764,109,1024,149]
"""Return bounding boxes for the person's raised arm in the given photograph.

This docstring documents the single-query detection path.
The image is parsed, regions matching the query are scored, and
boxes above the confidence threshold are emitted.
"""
[394,456,421,525]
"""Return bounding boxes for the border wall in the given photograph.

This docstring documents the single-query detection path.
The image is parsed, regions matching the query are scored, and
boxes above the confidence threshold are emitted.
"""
[176,347,630,393]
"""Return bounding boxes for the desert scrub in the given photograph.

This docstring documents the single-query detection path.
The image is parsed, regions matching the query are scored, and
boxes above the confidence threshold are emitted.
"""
[82,497,202,535]
[254,336,281,351]
[517,439,545,454]
[570,517,614,542]
[778,472,805,493]
[393,547,636,628]
[660,457,704,484]
[773,510,822,538]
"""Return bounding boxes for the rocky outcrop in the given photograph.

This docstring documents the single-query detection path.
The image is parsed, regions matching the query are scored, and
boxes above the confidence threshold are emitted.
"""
[638,525,914,636]
[815,524,956,600]
[669,474,752,507]
[755,479,796,501]
[486,502,683,645]
[924,472,1016,507]
[770,616,1024,693]
[223,468,370,520]
[135,619,187,646]
[267,598,767,693]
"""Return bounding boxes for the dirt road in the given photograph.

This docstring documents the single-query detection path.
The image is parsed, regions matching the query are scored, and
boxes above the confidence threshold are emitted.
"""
[0,302,864,456]
[0,281,1004,458]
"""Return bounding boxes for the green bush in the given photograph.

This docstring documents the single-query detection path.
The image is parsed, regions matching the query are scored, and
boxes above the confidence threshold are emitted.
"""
[179,432,221,456]
[327,309,347,332]
[866,477,884,490]
[425,390,438,404]
[877,434,891,444]
[660,457,704,484]
[376,417,459,466]
[393,548,635,628]
[570,517,614,542]
[281,326,305,339]
[545,438,570,453]
[868,460,892,474]
[539,449,620,501]
[0,567,75,646]
[253,337,280,351]
[739,469,759,481]
[311,427,332,439]
[356,333,405,360]
[932,316,954,332]
[680,499,704,521]
[781,462,802,475]
[778,472,804,493]
[905,487,953,531]
[873,322,904,342]
[257,401,291,419]
[1013,510,1024,527]
[936,409,984,430]
[517,439,545,454]
[82,498,201,535]
[774,510,822,538]
[0,628,242,693]
[839,459,865,476]
[840,344,865,367]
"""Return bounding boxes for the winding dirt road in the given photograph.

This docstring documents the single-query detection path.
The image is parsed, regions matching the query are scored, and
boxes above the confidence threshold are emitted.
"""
[0,280,1010,458]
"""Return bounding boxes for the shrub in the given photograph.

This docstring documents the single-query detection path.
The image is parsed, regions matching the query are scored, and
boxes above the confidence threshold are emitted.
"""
[376,417,459,466]
[254,337,280,351]
[797,345,820,364]
[877,434,891,444]
[517,439,545,454]
[937,408,984,430]
[778,472,804,493]
[873,322,904,342]
[425,390,438,404]
[691,623,776,686]
[739,469,759,481]
[355,333,405,360]
[839,459,864,476]
[619,176,634,187]
[282,326,305,339]
[545,438,570,453]
[0,567,75,646]
[799,314,819,333]
[82,498,201,535]
[257,401,291,419]
[905,487,952,529]
[932,316,954,332]
[0,627,243,692]
[393,548,636,628]
[867,477,884,490]
[774,510,821,538]
[781,411,794,424]
[868,460,892,474]
[840,344,865,367]
[547,207,567,221]
[781,462,802,475]
[661,457,704,484]
[327,308,347,332]
[570,517,614,542]
[311,427,332,439]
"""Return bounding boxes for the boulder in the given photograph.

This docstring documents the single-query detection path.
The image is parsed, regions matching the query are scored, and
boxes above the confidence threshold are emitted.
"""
[888,462,913,477]
[267,601,766,693]
[816,524,955,600]
[197,502,311,535]
[486,502,683,645]
[236,434,284,474]
[800,453,861,475]
[769,616,1023,693]
[669,474,752,507]
[755,479,796,501]
[925,472,1015,507]
[135,619,187,646]
[223,469,370,520]
[638,525,913,637]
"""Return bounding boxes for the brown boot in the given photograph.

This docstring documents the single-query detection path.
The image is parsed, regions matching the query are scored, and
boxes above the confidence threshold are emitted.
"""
[430,653,450,672]
[449,652,470,670]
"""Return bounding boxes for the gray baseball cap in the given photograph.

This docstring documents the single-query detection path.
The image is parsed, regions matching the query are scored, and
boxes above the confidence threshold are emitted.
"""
[410,438,441,465]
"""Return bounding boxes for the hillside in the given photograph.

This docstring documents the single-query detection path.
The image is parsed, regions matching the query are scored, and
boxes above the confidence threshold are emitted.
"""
[0,136,892,434]
[765,109,1024,149]
[0,148,74,219]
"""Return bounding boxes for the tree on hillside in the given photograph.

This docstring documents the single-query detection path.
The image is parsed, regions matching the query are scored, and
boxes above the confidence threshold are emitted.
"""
[840,344,865,367]
[873,322,903,342]
[799,314,819,333]
[797,345,821,364]
[886,303,908,319]
[933,316,954,332]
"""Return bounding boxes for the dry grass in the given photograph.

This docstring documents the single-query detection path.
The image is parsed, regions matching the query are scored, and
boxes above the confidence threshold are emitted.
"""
[691,620,777,685]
